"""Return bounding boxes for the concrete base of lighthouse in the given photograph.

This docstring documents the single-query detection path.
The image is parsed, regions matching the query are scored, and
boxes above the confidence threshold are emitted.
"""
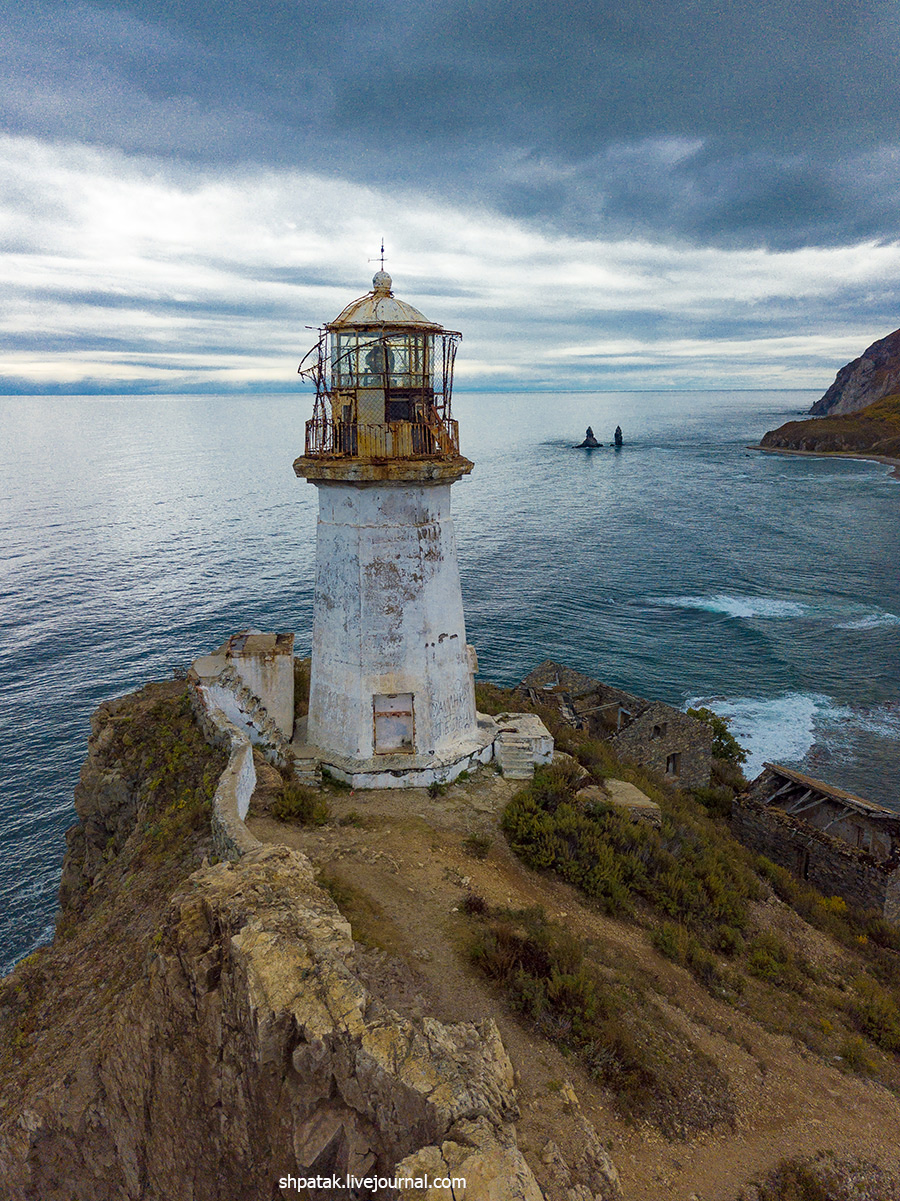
[297,460,488,787]
[291,713,499,789]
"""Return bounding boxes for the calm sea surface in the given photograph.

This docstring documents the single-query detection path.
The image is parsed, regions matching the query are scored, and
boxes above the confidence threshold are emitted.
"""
[1,390,898,973]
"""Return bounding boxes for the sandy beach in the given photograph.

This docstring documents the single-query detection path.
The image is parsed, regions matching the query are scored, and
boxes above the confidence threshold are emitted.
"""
[748,444,900,480]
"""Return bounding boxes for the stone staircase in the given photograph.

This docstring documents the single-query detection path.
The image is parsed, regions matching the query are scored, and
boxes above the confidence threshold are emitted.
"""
[293,754,322,788]
[494,733,536,780]
[217,665,295,770]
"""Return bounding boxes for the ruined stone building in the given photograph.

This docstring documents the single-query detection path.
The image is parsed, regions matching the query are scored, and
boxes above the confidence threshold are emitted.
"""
[519,660,712,790]
[733,763,900,920]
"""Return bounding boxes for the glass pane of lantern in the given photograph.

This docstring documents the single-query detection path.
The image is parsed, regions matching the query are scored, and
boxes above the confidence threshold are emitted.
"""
[333,333,357,385]
[386,336,410,384]
[361,338,388,384]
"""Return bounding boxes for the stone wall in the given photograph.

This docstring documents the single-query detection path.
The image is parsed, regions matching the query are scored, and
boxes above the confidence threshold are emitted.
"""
[189,682,262,862]
[611,702,712,791]
[887,873,900,923]
[731,796,897,916]
[520,660,713,790]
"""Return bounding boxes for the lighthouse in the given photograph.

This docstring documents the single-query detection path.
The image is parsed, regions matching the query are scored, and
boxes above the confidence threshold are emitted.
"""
[294,269,497,787]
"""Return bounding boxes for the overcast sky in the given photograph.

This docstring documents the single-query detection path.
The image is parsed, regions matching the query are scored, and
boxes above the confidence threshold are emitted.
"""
[3,0,900,393]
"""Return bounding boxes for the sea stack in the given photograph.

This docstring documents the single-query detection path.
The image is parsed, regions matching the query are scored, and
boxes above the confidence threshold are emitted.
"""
[293,270,494,786]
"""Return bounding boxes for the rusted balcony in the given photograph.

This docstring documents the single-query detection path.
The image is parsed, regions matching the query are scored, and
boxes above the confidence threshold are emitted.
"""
[304,414,461,460]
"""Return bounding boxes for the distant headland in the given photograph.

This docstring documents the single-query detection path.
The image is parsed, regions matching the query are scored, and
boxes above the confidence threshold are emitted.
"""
[754,393,900,479]
[810,325,900,417]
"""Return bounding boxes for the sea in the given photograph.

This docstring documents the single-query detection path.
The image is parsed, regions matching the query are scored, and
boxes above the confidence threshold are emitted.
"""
[2,389,898,976]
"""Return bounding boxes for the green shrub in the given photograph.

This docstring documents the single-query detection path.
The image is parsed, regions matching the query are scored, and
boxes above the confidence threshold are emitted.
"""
[743,1150,900,1201]
[463,833,492,859]
[746,932,804,991]
[474,682,515,716]
[755,856,900,994]
[686,706,748,767]
[461,891,488,915]
[503,771,756,935]
[271,783,329,825]
[851,976,900,1052]
[839,1034,876,1075]
[651,921,690,964]
[529,760,584,811]
[691,786,734,819]
[715,925,745,957]
[337,810,364,827]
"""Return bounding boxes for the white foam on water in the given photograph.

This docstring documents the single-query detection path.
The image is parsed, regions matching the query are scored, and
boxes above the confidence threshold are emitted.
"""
[689,693,900,784]
[651,594,807,620]
[686,691,844,779]
[836,610,900,631]
[849,705,900,739]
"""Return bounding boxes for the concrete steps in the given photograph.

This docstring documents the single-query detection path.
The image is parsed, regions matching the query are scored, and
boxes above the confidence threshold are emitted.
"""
[294,756,322,788]
[495,735,535,780]
[218,665,293,765]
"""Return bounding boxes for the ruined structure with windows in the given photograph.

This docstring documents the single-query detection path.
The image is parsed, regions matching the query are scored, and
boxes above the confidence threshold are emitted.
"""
[733,763,900,920]
[519,660,712,789]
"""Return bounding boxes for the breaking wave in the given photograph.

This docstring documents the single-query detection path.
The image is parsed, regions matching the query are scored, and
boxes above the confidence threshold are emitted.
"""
[650,594,807,620]
[686,692,844,779]
[836,610,900,631]
[688,693,900,786]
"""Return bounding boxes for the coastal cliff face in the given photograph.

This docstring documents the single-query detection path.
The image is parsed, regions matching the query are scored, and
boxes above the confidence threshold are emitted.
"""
[811,327,900,416]
[0,682,617,1201]
[760,394,900,457]
[7,678,900,1200]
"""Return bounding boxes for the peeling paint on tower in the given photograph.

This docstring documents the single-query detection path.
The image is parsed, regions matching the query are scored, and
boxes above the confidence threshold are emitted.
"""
[293,269,499,786]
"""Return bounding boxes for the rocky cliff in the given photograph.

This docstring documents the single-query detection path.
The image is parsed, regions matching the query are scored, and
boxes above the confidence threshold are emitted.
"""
[811,327,900,416]
[760,394,900,457]
[0,682,619,1201]
[6,678,900,1201]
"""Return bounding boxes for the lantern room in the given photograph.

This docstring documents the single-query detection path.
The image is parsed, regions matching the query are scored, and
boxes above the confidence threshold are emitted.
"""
[298,270,463,461]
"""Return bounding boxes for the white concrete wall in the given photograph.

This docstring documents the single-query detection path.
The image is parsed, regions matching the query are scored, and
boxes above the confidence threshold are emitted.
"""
[190,685,261,861]
[307,480,478,762]
[207,684,262,748]
[230,651,294,738]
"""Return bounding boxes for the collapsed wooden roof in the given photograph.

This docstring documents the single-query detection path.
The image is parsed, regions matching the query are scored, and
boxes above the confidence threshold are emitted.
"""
[755,762,900,832]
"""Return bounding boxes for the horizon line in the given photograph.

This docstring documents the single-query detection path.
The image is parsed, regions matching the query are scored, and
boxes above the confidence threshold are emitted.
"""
[0,386,822,398]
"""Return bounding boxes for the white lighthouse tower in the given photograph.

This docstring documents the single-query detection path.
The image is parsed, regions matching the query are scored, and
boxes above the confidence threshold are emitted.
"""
[294,269,497,787]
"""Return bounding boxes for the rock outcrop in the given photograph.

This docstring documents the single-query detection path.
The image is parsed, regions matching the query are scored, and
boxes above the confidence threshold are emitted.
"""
[811,326,900,416]
[1,682,619,1201]
[575,427,602,448]
[760,394,900,458]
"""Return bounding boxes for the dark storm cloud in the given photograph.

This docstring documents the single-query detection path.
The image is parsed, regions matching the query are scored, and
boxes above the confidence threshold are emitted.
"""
[4,0,900,248]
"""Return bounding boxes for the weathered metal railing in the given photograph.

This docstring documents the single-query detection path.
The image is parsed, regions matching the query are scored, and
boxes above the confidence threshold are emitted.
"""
[304,416,460,460]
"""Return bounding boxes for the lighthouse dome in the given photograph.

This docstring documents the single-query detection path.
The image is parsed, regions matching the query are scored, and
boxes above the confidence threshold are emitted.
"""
[327,273,443,331]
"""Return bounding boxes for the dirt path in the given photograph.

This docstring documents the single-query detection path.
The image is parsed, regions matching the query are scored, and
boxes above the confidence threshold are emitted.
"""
[247,766,900,1200]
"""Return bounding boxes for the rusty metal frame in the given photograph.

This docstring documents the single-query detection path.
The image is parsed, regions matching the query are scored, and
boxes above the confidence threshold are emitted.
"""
[299,325,462,460]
